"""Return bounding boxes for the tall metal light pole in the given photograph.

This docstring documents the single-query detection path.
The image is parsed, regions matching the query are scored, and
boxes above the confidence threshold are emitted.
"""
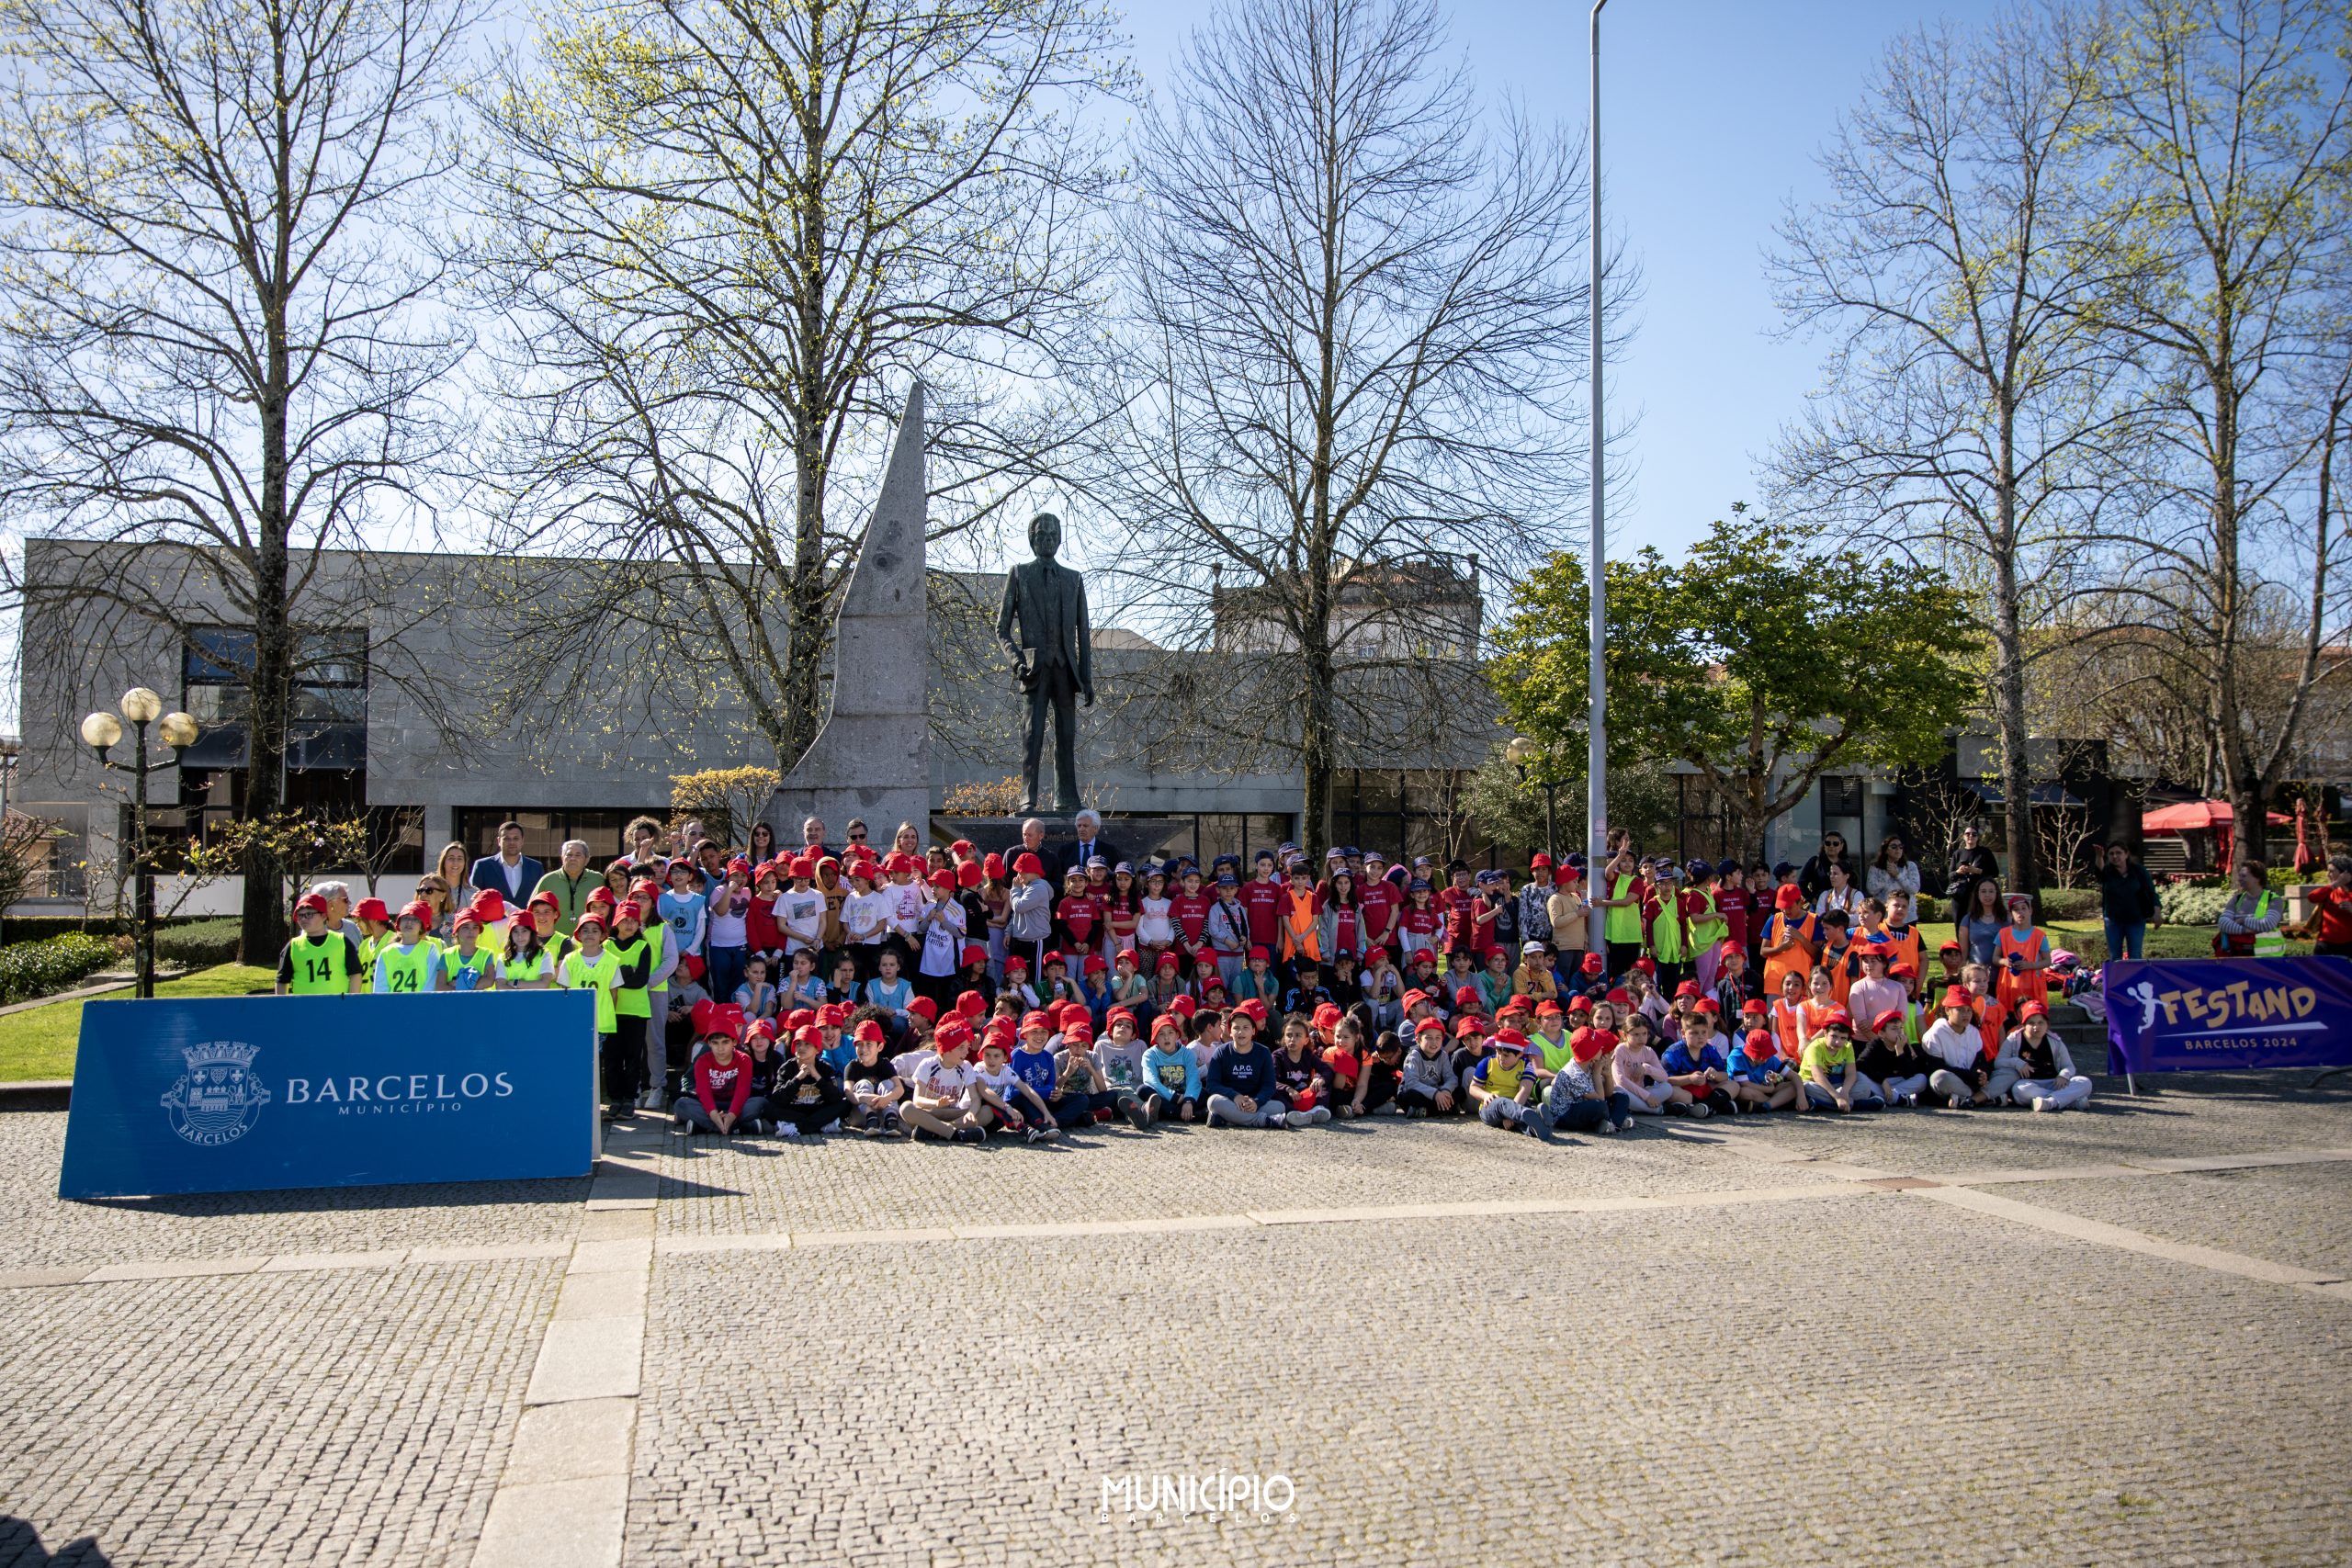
[83,690,200,999]
[1585,0,1611,954]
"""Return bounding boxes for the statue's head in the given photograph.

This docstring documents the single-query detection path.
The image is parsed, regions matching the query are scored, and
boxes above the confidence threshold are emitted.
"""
[1028,512,1063,559]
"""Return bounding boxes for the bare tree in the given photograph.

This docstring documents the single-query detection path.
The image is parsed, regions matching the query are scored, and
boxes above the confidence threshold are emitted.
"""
[468,0,1127,766]
[1081,0,1604,845]
[2078,0,2352,861]
[0,0,476,961]
[1770,3,2143,904]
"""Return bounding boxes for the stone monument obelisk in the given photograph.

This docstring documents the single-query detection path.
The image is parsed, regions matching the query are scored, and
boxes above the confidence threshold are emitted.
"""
[761,385,931,840]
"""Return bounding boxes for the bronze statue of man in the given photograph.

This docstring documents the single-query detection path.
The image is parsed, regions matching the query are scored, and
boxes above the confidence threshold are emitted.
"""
[995,512,1093,814]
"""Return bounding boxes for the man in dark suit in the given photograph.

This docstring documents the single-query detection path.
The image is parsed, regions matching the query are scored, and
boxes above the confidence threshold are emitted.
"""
[469,820,546,905]
[1053,808,1121,884]
[996,511,1093,814]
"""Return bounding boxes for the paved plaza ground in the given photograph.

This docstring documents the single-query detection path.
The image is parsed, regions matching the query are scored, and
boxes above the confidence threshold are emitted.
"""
[5,1071,2351,1567]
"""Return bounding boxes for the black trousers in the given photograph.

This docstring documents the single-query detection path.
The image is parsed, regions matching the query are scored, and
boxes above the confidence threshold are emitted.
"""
[601,1016,648,1108]
[1023,660,1080,812]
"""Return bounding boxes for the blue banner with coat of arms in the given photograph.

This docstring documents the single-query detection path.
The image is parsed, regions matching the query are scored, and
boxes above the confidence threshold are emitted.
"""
[2103,955,2352,1077]
[58,990,598,1199]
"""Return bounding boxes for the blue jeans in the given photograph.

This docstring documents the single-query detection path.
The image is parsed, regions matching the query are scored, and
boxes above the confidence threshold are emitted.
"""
[2104,919,2146,962]
[706,945,747,1005]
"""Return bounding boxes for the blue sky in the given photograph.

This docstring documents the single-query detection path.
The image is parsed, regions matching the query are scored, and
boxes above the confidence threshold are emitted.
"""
[1114,0,2014,566]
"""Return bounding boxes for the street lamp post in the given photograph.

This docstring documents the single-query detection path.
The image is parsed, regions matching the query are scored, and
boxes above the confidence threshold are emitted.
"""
[82,689,200,999]
[1586,0,1612,956]
[1507,736,1563,865]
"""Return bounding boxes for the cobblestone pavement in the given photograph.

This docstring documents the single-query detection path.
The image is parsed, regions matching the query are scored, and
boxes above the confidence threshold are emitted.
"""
[5,1072,2350,1567]
[0,1260,560,1567]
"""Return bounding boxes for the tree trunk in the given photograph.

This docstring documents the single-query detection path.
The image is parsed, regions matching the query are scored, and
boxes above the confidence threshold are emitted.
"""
[1989,423,2039,908]
[782,14,831,769]
[1299,609,1336,850]
[239,282,294,965]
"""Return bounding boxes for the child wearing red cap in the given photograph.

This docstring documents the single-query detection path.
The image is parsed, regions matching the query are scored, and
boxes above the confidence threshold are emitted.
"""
[842,1021,910,1137]
[776,860,825,966]
[674,1006,758,1136]
[955,944,998,1015]
[900,1023,985,1142]
[560,911,627,1118]
[1357,947,1404,1034]
[1530,1026,1633,1135]
[1107,949,1146,1016]
[277,895,363,995]
[975,1033,1059,1143]
[1798,1012,1883,1112]
[1858,1008,1933,1108]
[605,902,658,1111]
[372,903,446,995]
[1758,885,1819,1000]
[1075,953,1114,1022]
[1138,1013,1201,1122]
[1729,1025,1800,1111]
[1266,1013,1333,1125]
[1009,1014,1086,1134]
[1203,1002,1287,1128]
[1083,1010,1155,1130]
[1396,1018,1461,1116]
[913,870,967,1009]
[2004,1002,2090,1111]
[1467,1028,1542,1135]
[1921,987,1989,1108]
[772,1027,846,1139]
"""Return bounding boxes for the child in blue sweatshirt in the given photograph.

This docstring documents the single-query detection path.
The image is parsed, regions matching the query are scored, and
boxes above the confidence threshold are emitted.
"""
[1139,1014,1202,1123]
[1204,1001,1286,1128]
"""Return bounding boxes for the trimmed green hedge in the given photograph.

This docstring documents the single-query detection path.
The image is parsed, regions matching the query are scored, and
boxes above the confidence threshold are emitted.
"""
[0,915,221,944]
[2159,883,2232,927]
[0,933,119,1005]
[2034,887,2100,921]
[154,917,241,969]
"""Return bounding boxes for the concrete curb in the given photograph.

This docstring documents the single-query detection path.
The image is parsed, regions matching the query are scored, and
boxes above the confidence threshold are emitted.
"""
[0,1079,70,1109]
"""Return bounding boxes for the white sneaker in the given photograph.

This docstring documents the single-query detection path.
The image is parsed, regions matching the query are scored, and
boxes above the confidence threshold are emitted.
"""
[776,1123,800,1140]
[2030,1096,2050,1112]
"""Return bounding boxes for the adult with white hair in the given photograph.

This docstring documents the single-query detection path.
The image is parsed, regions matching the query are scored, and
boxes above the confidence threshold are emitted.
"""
[534,839,599,935]
[308,880,365,951]
[1052,807,1121,884]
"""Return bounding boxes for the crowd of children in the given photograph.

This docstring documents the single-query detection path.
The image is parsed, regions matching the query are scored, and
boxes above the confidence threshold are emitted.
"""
[275,818,2107,1138]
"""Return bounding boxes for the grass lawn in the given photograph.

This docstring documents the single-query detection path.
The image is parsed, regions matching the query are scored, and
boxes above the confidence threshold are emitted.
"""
[0,964,278,1082]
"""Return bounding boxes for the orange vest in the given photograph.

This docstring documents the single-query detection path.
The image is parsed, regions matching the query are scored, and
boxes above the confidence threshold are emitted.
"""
[1282,897,1321,964]
[1995,926,2048,1012]
[1760,911,1818,998]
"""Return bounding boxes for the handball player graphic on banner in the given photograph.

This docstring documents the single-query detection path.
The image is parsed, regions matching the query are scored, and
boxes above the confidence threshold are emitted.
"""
[2103,956,2352,1081]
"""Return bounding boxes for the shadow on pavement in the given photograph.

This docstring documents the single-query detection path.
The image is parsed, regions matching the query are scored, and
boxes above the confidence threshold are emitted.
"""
[0,1518,113,1567]
[69,1175,594,1216]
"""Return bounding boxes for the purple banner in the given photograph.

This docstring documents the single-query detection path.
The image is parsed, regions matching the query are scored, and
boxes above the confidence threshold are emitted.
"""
[2104,956,2352,1076]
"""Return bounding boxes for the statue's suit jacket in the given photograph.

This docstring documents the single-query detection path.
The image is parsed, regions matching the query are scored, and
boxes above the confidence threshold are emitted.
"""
[997,560,1093,693]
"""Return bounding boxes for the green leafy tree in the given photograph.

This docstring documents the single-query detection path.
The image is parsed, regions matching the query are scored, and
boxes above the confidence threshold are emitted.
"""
[1491,511,1978,858]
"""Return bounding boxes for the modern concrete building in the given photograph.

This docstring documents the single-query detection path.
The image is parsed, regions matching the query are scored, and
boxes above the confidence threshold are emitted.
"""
[12,525,1502,915]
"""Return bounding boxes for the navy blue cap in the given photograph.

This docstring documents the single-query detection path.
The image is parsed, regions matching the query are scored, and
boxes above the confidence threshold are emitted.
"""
[1716,857,1741,877]
[1772,861,1797,877]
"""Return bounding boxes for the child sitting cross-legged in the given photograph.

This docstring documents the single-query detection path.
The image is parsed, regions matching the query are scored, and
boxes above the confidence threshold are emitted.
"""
[1467,1027,1544,1137]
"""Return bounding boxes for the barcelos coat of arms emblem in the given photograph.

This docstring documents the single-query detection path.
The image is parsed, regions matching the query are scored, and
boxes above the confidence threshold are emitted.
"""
[159,1041,271,1147]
